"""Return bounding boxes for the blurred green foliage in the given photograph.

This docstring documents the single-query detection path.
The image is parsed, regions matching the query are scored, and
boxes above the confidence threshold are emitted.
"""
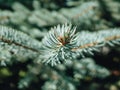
[0,0,120,90]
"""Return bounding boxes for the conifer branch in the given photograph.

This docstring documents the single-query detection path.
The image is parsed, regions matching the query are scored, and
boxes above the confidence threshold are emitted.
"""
[71,2,97,19]
[0,26,41,65]
[0,26,41,53]
[0,24,120,66]
[40,24,120,66]
[72,29,120,57]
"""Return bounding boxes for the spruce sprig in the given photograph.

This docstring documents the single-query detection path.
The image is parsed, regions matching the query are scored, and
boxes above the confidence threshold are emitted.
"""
[40,24,120,66]
[0,25,120,66]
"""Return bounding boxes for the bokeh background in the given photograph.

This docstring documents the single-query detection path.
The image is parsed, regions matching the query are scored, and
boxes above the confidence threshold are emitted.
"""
[0,0,120,90]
